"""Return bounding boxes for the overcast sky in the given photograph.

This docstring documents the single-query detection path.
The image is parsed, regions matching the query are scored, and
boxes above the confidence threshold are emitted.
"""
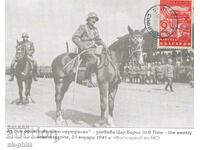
[6,0,158,66]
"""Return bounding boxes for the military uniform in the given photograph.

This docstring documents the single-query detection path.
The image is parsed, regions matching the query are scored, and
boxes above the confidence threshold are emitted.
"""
[9,33,38,81]
[155,64,162,84]
[135,65,140,83]
[165,63,174,92]
[139,64,146,84]
[150,64,156,84]
[72,12,106,87]
[72,23,104,64]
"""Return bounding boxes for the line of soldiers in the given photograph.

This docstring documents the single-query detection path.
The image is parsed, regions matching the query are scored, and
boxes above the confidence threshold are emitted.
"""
[123,60,173,85]
[123,59,175,91]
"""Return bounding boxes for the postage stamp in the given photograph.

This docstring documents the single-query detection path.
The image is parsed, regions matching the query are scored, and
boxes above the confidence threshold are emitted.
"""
[159,0,193,48]
[144,4,178,38]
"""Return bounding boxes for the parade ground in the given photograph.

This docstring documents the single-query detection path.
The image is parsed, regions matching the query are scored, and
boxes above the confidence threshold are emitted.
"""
[5,76,193,128]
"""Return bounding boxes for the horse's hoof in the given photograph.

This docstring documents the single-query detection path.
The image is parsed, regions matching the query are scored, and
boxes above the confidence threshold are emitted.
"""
[28,97,36,104]
[26,96,32,103]
[10,99,17,104]
[16,101,23,105]
[55,117,68,126]
[99,119,105,125]
[102,123,109,128]
[23,100,29,105]
[107,116,115,127]
[98,118,108,127]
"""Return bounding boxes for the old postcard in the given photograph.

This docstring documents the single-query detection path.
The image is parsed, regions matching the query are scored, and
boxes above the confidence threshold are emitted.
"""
[3,0,196,148]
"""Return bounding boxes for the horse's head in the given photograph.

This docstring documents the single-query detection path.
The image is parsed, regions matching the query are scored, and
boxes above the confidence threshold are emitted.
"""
[128,26,145,64]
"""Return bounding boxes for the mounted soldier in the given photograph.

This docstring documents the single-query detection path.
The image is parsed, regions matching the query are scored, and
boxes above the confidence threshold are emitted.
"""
[72,12,106,87]
[52,25,145,126]
[8,33,38,81]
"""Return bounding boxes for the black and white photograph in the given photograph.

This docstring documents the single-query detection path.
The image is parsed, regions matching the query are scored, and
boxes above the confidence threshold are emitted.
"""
[5,0,194,129]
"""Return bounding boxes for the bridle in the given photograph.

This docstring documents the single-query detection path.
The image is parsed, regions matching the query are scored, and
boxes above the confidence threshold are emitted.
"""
[128,34,143,57]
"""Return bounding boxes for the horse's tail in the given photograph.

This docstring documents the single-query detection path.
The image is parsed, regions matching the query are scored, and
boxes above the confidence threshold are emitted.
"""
[51,53,75,80]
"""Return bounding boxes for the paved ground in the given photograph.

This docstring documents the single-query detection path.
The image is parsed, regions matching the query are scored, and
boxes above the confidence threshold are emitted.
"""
[5,76,193,128]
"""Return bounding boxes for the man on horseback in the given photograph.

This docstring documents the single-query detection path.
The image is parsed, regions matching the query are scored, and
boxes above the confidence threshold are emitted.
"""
[72,12,106,87]
[8,33,38,81]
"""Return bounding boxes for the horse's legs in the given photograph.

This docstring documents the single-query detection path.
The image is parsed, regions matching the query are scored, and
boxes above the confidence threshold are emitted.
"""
[25,79,32,103]
[16,78,23,103]
[54,77,71,126]
[98,82,109,125]
[107,84,118,127]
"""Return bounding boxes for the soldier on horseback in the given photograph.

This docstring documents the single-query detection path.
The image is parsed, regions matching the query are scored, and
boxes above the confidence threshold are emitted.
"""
[72,12,106,87]
[8,33,38,81]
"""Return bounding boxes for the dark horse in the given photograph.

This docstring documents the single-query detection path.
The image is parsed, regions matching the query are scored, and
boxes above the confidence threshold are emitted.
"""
[13,42,35,105]
[51,26,145,127]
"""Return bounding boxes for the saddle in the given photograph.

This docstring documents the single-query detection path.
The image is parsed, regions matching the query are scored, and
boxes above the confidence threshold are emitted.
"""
[67,45,106,71]
[68,52,103,72]
[65,50,121,85]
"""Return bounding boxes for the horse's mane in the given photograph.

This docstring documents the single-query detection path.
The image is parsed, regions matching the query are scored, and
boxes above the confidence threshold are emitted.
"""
[108,34,129,51]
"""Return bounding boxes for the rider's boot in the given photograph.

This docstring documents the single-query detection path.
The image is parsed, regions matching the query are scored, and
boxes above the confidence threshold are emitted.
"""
[33,75,38,81]
[117,71,122,84]
[32,64,38,81]
[8,67,14,81]
[85,64,97,88]
[113,67,121,84]
[8,74,14,81]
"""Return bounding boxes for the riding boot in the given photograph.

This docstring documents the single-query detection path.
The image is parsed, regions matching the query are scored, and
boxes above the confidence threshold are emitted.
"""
[116,71,122,84]
[32,64,38,81]
[8,74,14,81]
[85,65,93,88]
[8,66,15,81]
[33,75,38,81]
[85,64,97,88]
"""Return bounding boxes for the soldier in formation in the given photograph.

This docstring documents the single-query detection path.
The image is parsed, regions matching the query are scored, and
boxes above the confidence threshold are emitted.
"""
[164,58,174,92]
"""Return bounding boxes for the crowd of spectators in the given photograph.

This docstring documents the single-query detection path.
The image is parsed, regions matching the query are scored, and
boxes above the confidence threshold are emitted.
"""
[123,50,194,87]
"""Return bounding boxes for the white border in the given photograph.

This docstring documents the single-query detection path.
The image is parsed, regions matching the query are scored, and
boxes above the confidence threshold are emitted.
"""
[1,0,200,149]
[0,0,5,149]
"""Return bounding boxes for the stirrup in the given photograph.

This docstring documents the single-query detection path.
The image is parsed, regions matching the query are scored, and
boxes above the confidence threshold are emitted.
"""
[8,76,14,81]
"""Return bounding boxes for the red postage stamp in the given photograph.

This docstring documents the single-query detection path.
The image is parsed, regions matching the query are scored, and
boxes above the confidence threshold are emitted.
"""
[159,0,192,48]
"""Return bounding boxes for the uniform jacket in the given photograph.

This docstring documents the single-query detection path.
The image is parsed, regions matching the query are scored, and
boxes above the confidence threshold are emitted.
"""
[155,65,163,75]
[19,40,35,56]
[150,65,156,75]
[72,23,103,52]
[165,64,174,78]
